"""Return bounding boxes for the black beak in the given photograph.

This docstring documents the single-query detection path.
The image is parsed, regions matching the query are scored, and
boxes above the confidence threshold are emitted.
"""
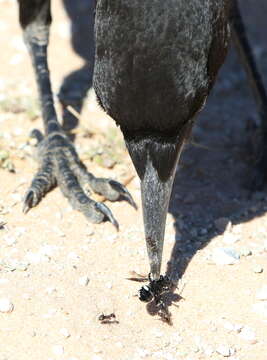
[140,157,176,280]
[124,122,193,282]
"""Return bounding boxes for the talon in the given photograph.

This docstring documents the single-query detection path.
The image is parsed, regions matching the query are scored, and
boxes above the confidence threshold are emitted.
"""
[95,202,119,230]
[23,190,35,214]
[109,180,137,209]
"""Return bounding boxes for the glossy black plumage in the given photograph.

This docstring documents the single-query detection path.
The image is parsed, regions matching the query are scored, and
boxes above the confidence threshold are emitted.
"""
[94,0,230,181]
[94,0,230,135]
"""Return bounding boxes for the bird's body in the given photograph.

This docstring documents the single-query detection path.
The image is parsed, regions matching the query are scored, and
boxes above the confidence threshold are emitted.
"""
[94,0,230,139]
[95,0,231,281]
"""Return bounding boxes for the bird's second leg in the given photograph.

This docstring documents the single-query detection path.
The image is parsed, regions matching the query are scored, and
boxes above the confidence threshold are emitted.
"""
[18,0,135,227]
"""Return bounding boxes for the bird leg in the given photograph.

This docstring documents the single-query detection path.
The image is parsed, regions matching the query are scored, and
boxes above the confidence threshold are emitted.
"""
[18,0,135,227]
[231,0,267,189]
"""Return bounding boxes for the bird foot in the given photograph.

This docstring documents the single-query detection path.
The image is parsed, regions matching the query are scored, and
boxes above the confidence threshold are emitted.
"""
[23,129,136,228]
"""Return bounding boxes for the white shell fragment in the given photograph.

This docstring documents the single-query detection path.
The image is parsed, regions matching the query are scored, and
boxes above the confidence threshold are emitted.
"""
[0,297,14,313]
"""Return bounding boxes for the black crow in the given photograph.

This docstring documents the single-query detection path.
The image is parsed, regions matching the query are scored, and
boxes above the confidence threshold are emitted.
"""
[94,0,230,283]
[17,0,267,300]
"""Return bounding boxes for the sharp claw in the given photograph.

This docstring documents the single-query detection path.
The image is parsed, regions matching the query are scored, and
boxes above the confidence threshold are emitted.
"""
[95,202,119,230]
[109,180,137,209]
[23,190,34,214]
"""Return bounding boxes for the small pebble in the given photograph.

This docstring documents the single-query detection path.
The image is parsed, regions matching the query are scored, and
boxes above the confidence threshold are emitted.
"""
[239,326,256,342]
[46,287,57,295]
[240,248,252,257]
[253,265,263,274]
[256,285,267,300]
[0,298,14,313]
[78,276,90,287]
[212,247,240,265]
[52,345,64,356]
[216,345,235,357]
[59,328,71,338]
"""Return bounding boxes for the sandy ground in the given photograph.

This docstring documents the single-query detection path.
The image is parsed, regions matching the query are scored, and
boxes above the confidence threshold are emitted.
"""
[0,1,267,360]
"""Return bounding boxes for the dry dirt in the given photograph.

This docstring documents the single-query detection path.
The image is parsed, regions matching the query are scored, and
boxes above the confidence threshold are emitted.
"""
[0,1,267,360]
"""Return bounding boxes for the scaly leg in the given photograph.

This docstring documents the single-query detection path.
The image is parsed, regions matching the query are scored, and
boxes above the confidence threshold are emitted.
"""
[18,0,135,227]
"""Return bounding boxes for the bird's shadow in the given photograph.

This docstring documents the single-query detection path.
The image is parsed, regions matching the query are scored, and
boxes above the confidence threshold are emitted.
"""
[156,41,267,323]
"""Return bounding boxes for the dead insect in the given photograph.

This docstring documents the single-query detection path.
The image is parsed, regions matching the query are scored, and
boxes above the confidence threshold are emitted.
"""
[138,284,153,302]
[98,313,119,324]
[138,275,172,302]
